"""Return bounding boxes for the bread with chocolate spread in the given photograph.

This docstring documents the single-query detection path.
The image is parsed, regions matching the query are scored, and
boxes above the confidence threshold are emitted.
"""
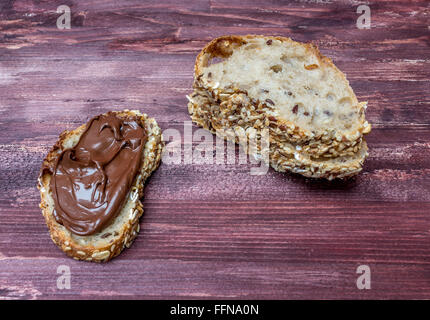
[38,110,163,262]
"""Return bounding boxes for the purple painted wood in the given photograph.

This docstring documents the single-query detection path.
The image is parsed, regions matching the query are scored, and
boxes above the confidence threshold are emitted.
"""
[0,0,429,299]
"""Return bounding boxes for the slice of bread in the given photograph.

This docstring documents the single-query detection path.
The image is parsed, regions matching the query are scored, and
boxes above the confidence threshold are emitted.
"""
[188,35,371,179]
[38,110,163,262]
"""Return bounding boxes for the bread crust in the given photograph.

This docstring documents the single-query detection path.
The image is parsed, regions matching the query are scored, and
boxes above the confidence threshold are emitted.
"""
[38,110,163,262]
[188,93,367,179]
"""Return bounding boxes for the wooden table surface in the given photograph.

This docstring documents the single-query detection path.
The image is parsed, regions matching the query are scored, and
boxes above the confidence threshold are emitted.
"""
[0,0,429,300]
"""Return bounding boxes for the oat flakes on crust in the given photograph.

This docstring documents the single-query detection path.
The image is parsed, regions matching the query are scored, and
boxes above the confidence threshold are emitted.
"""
[188,93,368,180]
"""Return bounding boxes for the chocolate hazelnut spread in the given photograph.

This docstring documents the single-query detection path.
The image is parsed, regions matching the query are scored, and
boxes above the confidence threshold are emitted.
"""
[43,113,147,236]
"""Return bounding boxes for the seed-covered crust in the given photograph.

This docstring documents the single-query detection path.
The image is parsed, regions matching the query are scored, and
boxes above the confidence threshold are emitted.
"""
[192,35,371,159]
[188,92,368,180]
[38,110,163,262]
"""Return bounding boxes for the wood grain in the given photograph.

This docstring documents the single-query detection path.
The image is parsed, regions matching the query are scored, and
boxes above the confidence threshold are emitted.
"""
[0,0,429,299]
